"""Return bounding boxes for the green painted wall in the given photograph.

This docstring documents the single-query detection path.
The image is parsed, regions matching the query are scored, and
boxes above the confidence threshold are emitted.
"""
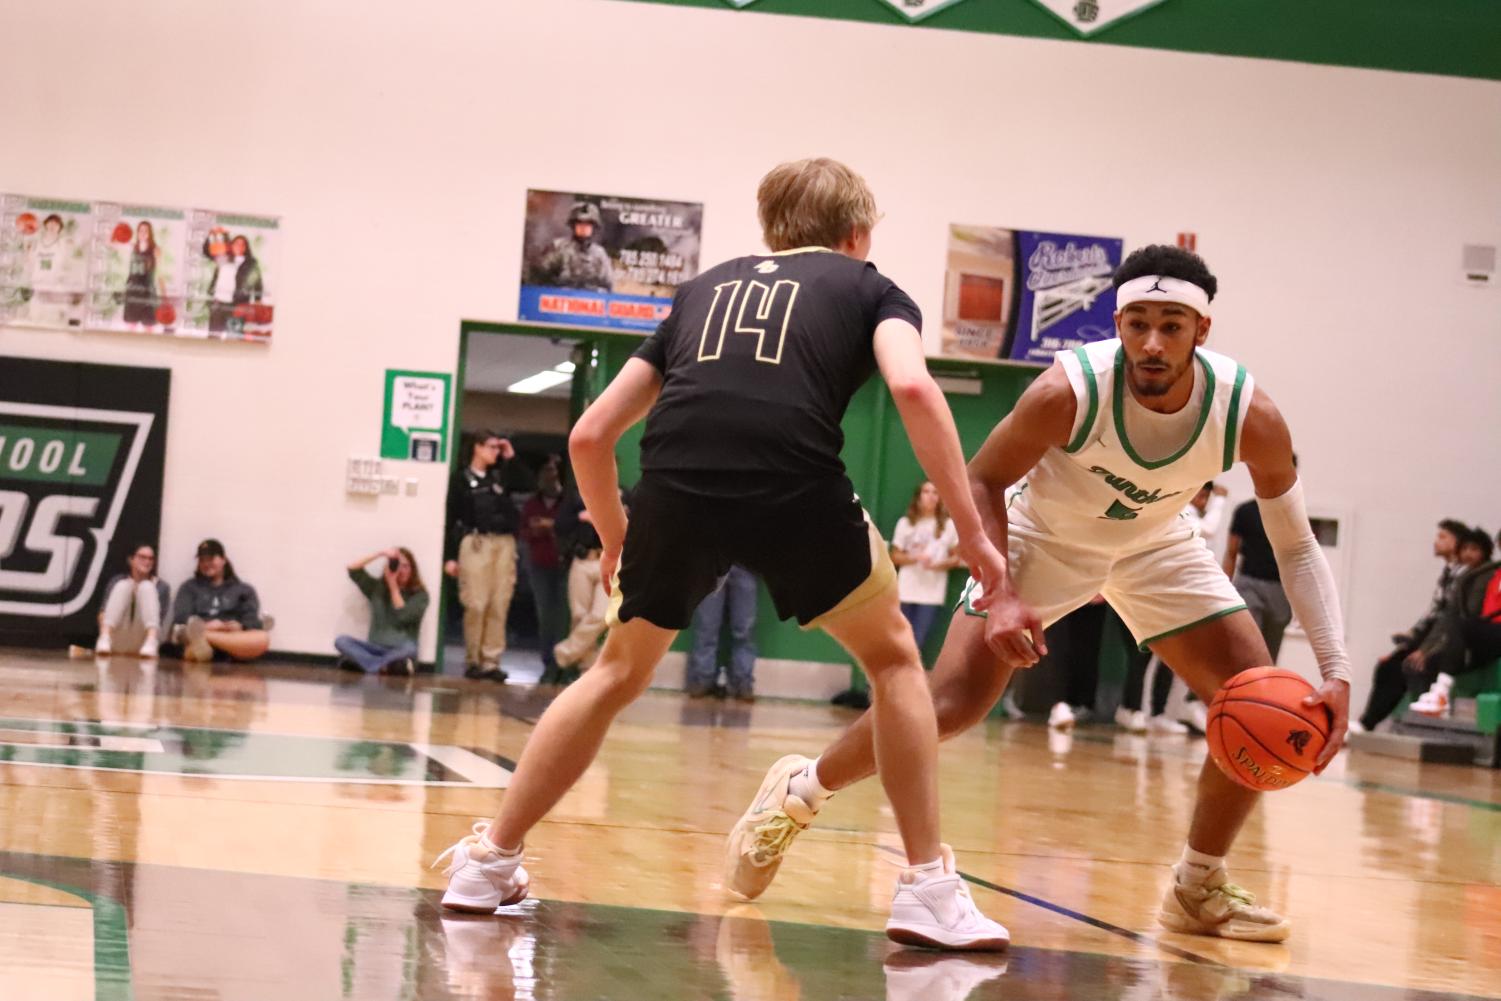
[618,0,1501,81]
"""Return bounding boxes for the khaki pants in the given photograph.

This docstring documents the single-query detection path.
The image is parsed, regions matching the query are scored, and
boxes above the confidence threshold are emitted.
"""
[458,533,517,668]
[554,555,609,670]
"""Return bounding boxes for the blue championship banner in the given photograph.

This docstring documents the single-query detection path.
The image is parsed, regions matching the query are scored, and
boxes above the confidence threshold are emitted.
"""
[518,190,702,333]
[1007,230,1123,363]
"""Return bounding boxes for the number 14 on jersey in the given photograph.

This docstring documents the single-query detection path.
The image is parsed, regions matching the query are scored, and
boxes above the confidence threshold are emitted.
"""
[697,279,800,365]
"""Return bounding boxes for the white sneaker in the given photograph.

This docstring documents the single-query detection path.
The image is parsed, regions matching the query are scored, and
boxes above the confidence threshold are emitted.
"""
[884,949,1009,1001]
[139,632,159,659]
[434,822,530,913]
[725,754,817,900]
[1177,701,1209,734]
[1410,674,1454,718]
[1115,707,1147,733]
[94,632,111,656]
[886,845,1010,951]
[1159,864,1290,942]
[1047,702,1075,730]
[1346,720,1367,736]
[1149,714,1190,735]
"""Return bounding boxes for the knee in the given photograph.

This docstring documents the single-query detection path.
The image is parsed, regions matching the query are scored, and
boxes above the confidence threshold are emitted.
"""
[861,643,923,686]
[592,658,654,706]
[932,683,989,740]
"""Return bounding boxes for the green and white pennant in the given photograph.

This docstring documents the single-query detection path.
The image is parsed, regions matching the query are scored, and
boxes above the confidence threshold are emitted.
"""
[873,0,971,22]
[1027,0,1172,36]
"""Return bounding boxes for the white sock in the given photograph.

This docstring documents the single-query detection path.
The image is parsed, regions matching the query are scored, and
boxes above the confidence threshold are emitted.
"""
[1177,845,1226,885]
[475,830,522,861]
[788,758,834,810]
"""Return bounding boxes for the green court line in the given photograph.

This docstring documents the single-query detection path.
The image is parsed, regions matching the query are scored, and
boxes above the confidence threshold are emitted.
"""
[1346,780,1501,813]
[1068,729,1501,812]
[1,871,132,1001]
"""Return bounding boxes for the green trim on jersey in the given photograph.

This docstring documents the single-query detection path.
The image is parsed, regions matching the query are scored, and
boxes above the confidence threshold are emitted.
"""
[959,576,985,618]
[1136,603,1248,650]
[1112,348,1216,471]
[1222,364,1248,472]
[1063,347,1099,454]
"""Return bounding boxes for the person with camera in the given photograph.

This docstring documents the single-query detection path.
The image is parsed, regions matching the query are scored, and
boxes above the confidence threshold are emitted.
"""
[335,547,430,675]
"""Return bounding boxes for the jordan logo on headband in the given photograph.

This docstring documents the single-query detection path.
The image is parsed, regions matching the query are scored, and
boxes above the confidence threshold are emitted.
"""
[1145,277,1168,294]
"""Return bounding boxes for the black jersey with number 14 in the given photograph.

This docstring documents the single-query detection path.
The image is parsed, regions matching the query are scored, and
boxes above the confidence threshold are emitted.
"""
[632,248,921,483]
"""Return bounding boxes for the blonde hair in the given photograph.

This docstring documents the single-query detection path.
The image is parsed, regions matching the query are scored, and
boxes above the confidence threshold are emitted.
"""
[757,158,878,252]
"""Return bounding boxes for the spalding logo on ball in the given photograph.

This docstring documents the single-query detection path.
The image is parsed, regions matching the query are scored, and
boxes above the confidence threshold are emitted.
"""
[1207,667,1330,792]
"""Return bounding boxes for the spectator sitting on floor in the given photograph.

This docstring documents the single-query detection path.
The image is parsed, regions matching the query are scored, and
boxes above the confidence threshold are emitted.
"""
[168,539,272,661]
[335,547,429,676]
[1354,517,1471,732]
[84,543,170,659]
[1406,528,1501,718]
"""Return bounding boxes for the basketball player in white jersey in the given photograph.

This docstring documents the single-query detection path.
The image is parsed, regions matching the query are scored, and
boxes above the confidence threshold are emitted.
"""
[727,245,1352,943]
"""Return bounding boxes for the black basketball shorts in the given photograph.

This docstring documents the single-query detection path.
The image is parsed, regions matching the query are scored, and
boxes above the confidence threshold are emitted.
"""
[609,473,896,632]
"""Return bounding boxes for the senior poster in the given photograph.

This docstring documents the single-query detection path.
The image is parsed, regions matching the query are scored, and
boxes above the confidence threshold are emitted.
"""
[518,189,702,332]
[0,194,93,330]
[86,203,188,334]
[182,209,280,342]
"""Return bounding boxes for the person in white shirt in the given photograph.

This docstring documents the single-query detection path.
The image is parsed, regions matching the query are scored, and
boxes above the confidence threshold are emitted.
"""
[890,481,962,652]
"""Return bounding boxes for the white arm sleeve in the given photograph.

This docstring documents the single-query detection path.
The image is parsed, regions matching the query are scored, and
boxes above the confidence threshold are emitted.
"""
[1256,479,1351,684]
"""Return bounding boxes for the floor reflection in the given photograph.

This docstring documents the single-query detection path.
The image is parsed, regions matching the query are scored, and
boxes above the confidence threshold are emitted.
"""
[1,853,1495,1001]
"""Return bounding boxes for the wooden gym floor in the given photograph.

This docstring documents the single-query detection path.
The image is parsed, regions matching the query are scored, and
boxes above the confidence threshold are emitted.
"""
[0,648,1497,1000]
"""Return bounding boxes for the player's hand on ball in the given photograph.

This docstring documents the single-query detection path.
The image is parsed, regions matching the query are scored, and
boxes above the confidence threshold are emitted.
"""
[1302,678,1350,773]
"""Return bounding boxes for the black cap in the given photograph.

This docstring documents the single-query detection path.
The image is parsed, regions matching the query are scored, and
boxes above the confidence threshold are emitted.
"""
[196,538,226,558]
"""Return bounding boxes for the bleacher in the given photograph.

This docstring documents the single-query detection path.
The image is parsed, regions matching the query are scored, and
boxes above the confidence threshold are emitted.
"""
[1350,660,1501,767]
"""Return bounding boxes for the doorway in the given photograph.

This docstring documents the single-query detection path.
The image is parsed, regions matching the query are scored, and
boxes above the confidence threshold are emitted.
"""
[442,326,584,679]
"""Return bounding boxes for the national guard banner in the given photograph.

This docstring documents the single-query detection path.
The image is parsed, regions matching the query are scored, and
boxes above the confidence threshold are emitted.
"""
[0,357,170,646]
[938,224,1122,364]
[518,189,703,333]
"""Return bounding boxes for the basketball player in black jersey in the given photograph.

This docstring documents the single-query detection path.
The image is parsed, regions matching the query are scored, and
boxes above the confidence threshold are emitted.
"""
[435,158,1011,950]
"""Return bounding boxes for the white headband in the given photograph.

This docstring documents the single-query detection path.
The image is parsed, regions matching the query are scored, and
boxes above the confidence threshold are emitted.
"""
[1115,275,1211,318]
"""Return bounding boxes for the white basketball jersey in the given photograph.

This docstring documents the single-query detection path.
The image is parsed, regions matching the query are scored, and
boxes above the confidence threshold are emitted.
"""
[1011,338,1253,553]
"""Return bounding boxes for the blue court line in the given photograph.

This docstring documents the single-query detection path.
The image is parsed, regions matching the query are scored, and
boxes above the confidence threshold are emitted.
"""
[875,844,1225,968]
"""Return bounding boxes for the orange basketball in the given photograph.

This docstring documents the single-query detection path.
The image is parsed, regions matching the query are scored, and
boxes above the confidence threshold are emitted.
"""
[1206,667,1330,792]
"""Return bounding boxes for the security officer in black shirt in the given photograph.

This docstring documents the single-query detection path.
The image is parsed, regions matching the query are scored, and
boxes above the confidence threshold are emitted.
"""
[445,429,521,681]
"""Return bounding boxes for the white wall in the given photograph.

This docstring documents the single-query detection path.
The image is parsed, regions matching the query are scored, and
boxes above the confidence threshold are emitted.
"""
[2,0,1498,704]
